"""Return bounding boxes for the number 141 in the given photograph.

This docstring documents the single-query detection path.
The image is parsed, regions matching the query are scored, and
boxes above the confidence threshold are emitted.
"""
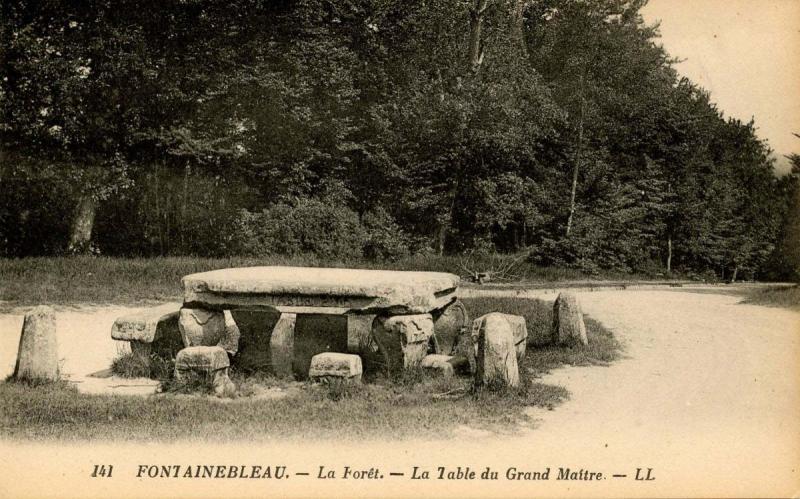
[91,464,113,478]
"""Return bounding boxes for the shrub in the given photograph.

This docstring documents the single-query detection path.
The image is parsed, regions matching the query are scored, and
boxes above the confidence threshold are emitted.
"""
[231,198,366,260]
[362,207,411,261]
[232,200,413,261]
[111,352,150,378]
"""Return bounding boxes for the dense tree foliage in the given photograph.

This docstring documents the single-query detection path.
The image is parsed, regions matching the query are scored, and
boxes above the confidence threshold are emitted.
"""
[0,0,793,279]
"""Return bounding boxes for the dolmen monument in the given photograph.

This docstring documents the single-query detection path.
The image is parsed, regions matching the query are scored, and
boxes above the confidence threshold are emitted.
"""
[111,267,478,390]
[110,266,586,395]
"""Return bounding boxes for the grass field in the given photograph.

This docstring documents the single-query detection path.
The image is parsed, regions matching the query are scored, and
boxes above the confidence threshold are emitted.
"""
[0,296,622,442]
[741,284,800,310]
[0,255,680,308]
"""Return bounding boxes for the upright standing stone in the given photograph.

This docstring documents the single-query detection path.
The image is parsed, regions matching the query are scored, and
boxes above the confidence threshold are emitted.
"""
[432,300,469,355]
[470,313,528,362]
[14,305,59,382]
[269,313,296,378]
[552,292,588,346]
[346,314,376,353]
[371,314,434,375]
[473,313,519,389]
[497,313,528,360]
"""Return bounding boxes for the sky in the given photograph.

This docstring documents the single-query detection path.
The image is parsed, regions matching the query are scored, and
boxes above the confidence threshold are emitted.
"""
[641,0,800,174]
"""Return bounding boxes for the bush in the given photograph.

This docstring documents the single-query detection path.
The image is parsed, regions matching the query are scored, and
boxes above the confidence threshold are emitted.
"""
[362,207,410,261]
[232,199,366,260]
[232,200,413,261]
[111,352,151,378]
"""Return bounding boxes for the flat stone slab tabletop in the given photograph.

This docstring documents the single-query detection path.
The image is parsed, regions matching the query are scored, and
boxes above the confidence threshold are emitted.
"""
[182,266,460,314]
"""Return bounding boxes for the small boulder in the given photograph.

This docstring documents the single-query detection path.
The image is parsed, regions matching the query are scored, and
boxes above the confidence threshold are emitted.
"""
[14,305,59,382]
[111,303,180,343]
[473,313,520,389]
[371,314,434,375]
[552,292,588,346]
[112,304,184,371]
[174,345,230,381]
[308,352,363,383]
[420,354,455,377]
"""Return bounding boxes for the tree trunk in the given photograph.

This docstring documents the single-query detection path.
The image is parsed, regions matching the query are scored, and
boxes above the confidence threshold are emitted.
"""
[730,264,739,283]
[68,195,97,253]
[510,0,527,54]
[436,174,462,256]
[666,236,672,273]
[469,0,489,73]
[436,224,447,256]
[565,72,586,237]
[181,162,189,253]
[522,219,527,248]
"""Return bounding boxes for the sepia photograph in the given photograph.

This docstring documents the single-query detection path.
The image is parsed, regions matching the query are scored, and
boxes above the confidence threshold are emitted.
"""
[0,0,798,497]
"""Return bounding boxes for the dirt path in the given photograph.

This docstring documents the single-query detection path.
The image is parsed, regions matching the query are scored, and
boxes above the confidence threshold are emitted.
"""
[513,289,800,496]
[1,289,798,497]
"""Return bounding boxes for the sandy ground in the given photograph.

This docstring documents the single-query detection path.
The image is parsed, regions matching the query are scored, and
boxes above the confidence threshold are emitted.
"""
[0,288,798,497]
[0,305,159,394]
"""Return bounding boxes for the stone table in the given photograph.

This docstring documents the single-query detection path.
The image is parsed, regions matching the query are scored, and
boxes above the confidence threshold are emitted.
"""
[180,266,464,376]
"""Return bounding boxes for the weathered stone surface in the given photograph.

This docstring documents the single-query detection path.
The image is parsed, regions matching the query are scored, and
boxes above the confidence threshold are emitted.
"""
[182,266,459,313]
[552,292,588,346]
[420,354,455,377]
[14,305,59,382]
[308,352,363,382]
[470,313,527,361]
[371,314,434,374]
[473,313,520,388]
[220,310,241,355]
[175,346,229,381]
[179,308,240,354]
[111,303,181,343]
[493,313,527,360]
[432,300,469,355]
[346,314,376,353]
[269,313,296,378]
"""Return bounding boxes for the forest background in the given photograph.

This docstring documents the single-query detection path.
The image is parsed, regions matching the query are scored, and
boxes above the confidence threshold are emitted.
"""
[2,0,799,282]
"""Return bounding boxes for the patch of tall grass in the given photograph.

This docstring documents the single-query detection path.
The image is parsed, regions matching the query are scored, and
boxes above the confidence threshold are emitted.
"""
[741,284,800,310]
